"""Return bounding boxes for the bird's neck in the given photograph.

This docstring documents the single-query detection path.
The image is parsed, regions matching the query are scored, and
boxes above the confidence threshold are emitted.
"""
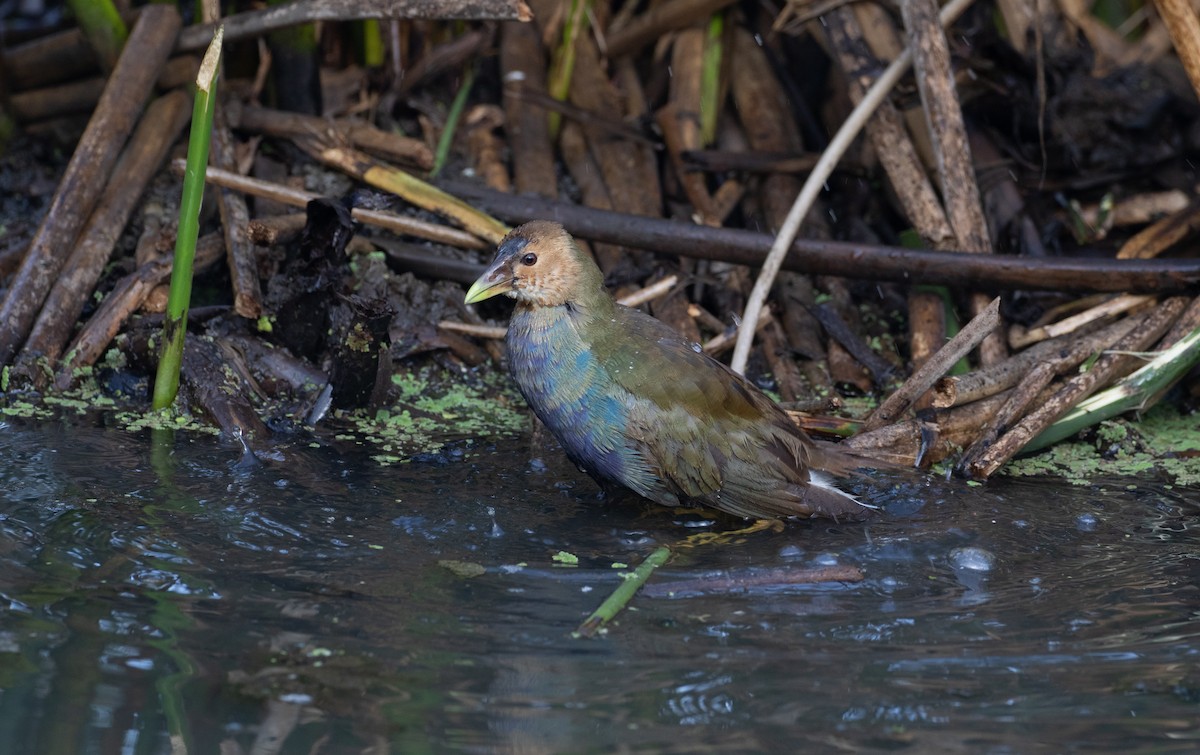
[514,284,616,324]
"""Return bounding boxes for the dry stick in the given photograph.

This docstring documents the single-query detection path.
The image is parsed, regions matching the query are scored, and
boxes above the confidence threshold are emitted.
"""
[1160,294,1200,348]
[179,161,487,250]
[297,140,510,244]
[247,214,307,246]
[500,20,557,197]
[9,77,117,123]
[132,205,175,314]
[55,235,226,390]
[846,391,1016,467]
[605,0,739,58]
[925,303,1077,460]
[0,5,181,367]
[1009,293,1153,349]
[618,275,680,308]
[703,311,771,356]
[642,565,865,598]
[230,104,433,170]
[9,56,198,123]
[730,0,977,375]
[861,296,1001,432]
[211,97,263,319]
[1035,324,1200,453]
[223,334,328,393]
[967,296,1190,479]
[3,21,104,91]
[363,238,486,284]
[728,28,806,234]
[465,105,511,192]
[825,7,954,372]
[397,27,490,96]
[444,181,1200,293]
[176,0,532,52]
[902,0,1006,367]
[1116,197,1200,259]
[16,90,191,383]
[956,361,1058,473]
[658,101,719,225]
[568,27,662,229]
[662,27,719,226]
[883,384,1063,468]
[181,334,270,440]
[932,314,1144,408]
[1155,0,1200,101]
[1085,190,1190,230]
[438,322,506,339]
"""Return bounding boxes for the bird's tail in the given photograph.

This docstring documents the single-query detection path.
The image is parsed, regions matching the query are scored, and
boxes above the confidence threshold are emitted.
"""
[802,470,875,519]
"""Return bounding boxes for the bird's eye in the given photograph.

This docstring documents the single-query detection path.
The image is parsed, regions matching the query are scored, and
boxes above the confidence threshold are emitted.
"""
[520,253,538,266]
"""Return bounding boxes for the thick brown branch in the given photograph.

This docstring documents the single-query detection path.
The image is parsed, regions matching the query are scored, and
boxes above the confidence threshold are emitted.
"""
[440,182,1200,293]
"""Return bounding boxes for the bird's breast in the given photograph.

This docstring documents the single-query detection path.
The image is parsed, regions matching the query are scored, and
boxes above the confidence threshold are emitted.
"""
[506,306,632,484]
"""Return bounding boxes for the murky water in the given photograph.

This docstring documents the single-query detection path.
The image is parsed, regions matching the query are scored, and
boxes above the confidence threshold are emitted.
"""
[0,419,1197,753]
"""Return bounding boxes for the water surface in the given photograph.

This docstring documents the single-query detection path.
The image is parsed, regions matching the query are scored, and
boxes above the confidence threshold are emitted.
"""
[0,420,1197,752]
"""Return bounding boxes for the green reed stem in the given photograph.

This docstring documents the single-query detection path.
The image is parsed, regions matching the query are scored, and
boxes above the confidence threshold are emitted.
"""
[152,26,222,411]
[547,0,588,140]
[67,0,127,70]
[430,63,477,178]
[700,13,723,147]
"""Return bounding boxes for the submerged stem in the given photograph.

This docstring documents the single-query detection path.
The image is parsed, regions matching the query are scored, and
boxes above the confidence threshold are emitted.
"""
[575,545,671,638]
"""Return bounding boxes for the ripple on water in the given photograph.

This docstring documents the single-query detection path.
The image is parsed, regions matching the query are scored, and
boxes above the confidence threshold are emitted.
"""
[0,424,1197,753]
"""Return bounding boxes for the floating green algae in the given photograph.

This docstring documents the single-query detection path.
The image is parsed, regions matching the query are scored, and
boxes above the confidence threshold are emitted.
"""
[1004,404,1200,485]
[330,367,528,463]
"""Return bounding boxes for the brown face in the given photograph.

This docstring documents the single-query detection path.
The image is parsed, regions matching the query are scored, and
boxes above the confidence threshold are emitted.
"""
[463,222,581,307]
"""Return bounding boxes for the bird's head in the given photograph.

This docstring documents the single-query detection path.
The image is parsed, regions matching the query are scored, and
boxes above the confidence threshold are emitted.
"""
[464,221,602,308]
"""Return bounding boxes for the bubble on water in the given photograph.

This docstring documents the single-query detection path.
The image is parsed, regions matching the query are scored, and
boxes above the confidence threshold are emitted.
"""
[778,544,804,559]
[813,552,839,566]
[948,546,995,572]
[1075,512,1099,531]
[279,693,313,705]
